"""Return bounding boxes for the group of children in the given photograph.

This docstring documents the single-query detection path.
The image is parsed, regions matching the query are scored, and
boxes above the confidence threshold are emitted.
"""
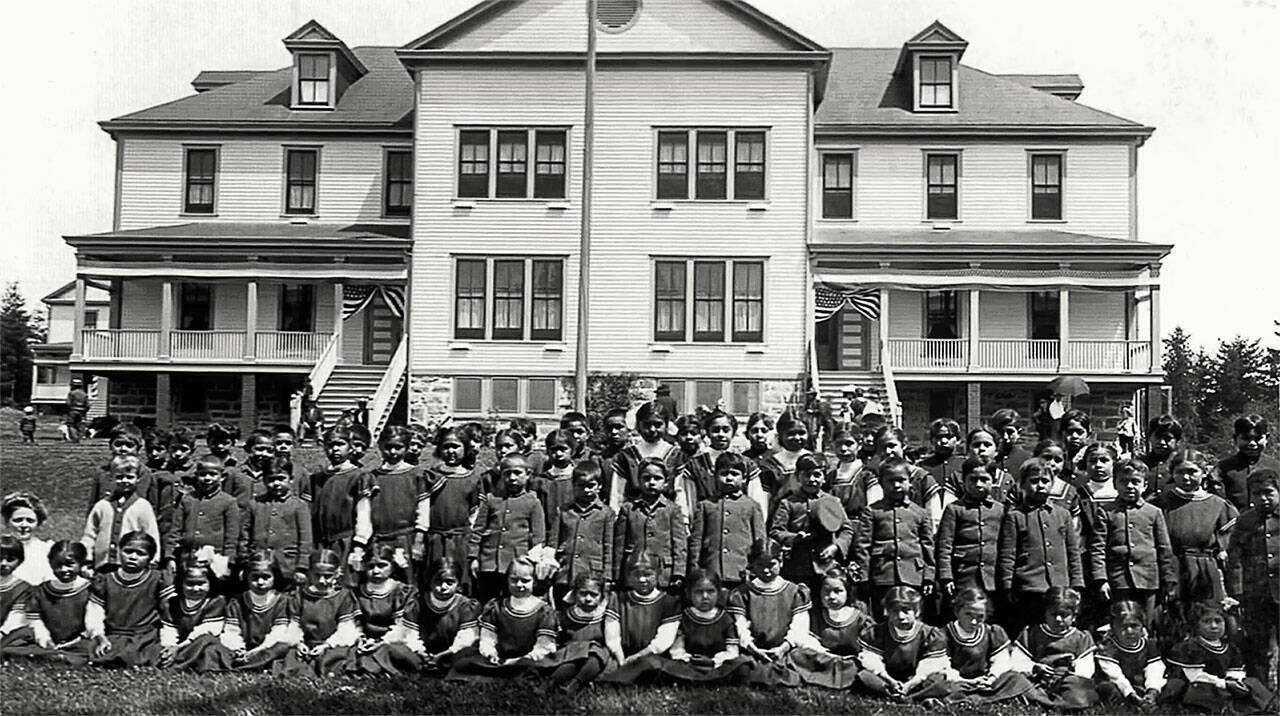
[1,404,1277,712]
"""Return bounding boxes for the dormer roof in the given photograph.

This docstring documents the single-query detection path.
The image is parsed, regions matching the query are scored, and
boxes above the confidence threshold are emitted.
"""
[895,20,967,74]
[283,20,368,77]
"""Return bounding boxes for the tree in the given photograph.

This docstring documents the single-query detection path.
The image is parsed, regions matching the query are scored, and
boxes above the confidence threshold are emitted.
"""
[0,283,38,406]
[1162,326,1203,438]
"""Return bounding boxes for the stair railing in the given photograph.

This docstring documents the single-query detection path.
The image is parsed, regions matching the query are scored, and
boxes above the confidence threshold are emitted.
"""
[368,336,408,437]
[879,338,903,428]
[290,333,339,433]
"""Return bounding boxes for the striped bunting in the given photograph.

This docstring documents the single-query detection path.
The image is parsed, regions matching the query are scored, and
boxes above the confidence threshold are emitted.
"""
[342,284,406,319]
[815,283,880,323]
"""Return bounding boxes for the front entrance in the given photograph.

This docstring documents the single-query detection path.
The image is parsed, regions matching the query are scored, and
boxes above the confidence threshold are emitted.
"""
[362,293,403,365]
[815,309,873,371]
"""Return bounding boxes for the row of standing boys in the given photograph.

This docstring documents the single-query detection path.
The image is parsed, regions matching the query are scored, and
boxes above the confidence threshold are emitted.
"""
[0,405,1276,711]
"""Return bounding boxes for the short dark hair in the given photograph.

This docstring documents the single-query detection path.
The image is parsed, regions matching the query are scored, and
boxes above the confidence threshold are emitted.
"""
[1147,414,1184,440]
[1234,413,1269,438]
[928,418,961,439]
[989,408,1021,431]
[877,456,912,479]
[559,411,588,427]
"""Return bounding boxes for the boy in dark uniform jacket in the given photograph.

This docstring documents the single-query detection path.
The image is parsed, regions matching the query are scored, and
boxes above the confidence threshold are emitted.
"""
[550,462,615,598]
[1215,414,1280,512]
[468,455,546,604]
[997,459,1083,639]
[990,409,1033,477]
[1139,414,1183,498]
[854,457,935,619]
[688,452,766,591]
[768,453,855,593]
[613,458,688,591]
[1227,468,1280,689]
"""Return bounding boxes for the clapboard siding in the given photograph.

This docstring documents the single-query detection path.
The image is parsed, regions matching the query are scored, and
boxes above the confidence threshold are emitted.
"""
[887,290,921,337]
[118,138,406,229]
[443,0,793,53]
[979,291,1028,339]
[1068,291,1125,340]
[253,282,338,333]
[410,66,810,380]
[119,281,163,329]
[824,141,1131,239]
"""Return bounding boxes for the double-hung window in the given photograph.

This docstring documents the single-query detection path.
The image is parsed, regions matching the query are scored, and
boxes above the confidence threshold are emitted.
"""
[456,128,568,199]
[1030,153,1063,220]
[1029,291,1060,339]
[655,128,768,200]
[919,56,953,109]
[652,259,764,343]
[925,153,958,220]
[384,149,412,217]
[184,147,217,214]
[454,257,565,341]
[284,148,318,215]
[821,153,855,219]
[296,53,332,107]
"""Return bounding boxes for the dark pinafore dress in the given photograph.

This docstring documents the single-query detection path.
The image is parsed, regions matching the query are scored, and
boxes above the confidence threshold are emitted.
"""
[273,587,361,677]
[161,593,235,671]
[1015,623,1099,709]
[446,597,558,682]
[401,592,480,671]
[728,579,810,686]
[3,578,94,663]
[350,580,418,675]
[856,621,952,700]
[652,607,753,684]
[597,590,682,684]
[225,590,294,671]
[942,622,1036,703]
[92,568,172,667]
[786,606,869,689]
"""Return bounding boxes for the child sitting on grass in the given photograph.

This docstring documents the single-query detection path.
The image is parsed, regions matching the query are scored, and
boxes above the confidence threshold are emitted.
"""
[653,568,751,684]
[158,560,231,671]
[1163,600,1275,712]
[447,556,558,681]
[221,550,294,671]
[1012,586,1099,709]
[7,541,94,663]
[274,549,360,677]
[785,567,869,689]
[88,531,172,667]
[397,559,479,671]
[347,545,418,676]
[940,586,1036,704]
[856,586,951,704]
[728,542,810,687]
[0,535,28,645]
[599,552,682,684]
[539,573,614,694]
[1095,599,1165,709]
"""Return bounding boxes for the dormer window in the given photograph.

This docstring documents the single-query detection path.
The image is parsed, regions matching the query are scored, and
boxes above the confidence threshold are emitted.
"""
[296,53,332,106]
[919,57,953,108]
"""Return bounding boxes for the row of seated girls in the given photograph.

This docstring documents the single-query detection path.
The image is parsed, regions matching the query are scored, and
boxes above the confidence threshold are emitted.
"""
[0,528,1273,713]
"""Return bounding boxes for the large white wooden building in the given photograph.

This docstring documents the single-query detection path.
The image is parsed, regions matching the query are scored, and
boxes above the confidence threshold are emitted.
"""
[62,0,1171,441]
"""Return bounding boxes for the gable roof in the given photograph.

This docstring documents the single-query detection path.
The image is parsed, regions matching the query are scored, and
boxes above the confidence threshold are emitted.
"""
[101,46,412,134]
[283,20,368,76]
[400,0,826,56]
[815,48,1152,138]
[41,280,111,305]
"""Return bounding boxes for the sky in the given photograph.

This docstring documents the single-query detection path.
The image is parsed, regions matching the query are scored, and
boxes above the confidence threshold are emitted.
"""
[1,0,1277,349]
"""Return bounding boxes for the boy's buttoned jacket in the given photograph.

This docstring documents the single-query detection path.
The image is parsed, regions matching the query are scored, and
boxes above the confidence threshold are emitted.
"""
[1227,506,1280,603]
[769,492,855,578]
[855,498,935,586]
[168,489,240,558]
[935,496,1005,592]
[688,493,765,582]
[613,495,688,586]
[240,493,313,578]
[550,499,615,585]
[1082,498,1176,591]
[997,501,1084,593]
[467,491,546,573]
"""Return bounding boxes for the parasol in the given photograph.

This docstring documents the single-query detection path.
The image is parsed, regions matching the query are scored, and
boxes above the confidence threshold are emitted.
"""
[1048,375,1091,397]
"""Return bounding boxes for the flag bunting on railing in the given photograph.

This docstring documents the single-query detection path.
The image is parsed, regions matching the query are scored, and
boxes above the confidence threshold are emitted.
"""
[815,284,880,323]
[342,285,406,319]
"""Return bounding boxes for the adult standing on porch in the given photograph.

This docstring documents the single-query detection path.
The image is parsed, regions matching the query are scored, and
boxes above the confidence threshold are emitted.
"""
[65,378,89,443]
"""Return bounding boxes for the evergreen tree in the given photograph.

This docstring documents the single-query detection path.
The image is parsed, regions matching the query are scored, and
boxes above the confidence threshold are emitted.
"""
[1162,325,1203,438]
[0,283,37,406]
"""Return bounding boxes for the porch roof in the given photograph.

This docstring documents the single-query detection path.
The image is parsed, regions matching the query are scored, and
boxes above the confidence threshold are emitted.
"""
[811,228,1171,264]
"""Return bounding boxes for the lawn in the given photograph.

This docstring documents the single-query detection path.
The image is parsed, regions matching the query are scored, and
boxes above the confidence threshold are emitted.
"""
[0,408,1159,715]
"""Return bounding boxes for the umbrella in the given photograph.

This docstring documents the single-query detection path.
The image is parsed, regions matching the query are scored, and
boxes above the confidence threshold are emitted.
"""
[1048,375,1090,397]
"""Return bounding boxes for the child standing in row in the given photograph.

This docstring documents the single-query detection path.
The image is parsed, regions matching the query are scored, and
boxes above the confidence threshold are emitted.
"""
[935,456,1005,614]
[856,457,935,619]
[613,459,687,593]
[688,453,766,591]
[1226,468,1280,690]
[81,454,160,572]
[350,426,431,585]
[550,463,614,603]
[240,459,311,586]
[304,426,366,570]
[469,455,546,605]
[423,427,484,591]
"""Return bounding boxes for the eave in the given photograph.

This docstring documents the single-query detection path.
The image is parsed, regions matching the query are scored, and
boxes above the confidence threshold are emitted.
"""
[810,240,1172,265]
[99,119,412,137]
[815,124,1155,141]
[395,49,831,68]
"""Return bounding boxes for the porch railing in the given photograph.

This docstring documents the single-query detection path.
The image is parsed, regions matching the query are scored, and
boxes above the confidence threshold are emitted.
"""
[81,329,161,360]
[170,330,245,360]
[368,337,408,437]
[1065,340,1152,373]
[976,339,1059,370]
[886,338,968,370]
[887,338,1155,373]
[256,331,332,362]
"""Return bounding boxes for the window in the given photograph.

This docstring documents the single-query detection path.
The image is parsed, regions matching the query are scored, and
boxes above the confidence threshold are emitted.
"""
[492,260,525,339]
[1031,154,1063,220]
[456,128,568,199]
[732,262,764,342]
[657,132,689,200]
[527,378,557,414]
[530,260,563,341]
[285,149,318,215]
[457,131,490,198]
[454,378,482,413]
[178,283,213,331]
[734,132,766,200]
[653,259,764,343]
[184,148,217,214]
[279,285,315,332]
[496,131,528,198]
[384,150,412,217]
[695,381,722,409]
[821,153,854,219]
[296,53,331,106]
[492,378,519,413]
[926,153,958,220]
[453,258,565,341]
[655,128,768,201]
[695,132,728,200]
[1029,291,1060,339]
[919,56,953,108]
[36,366,58,384]
[925,290,958,339]
[83,310,99,331]
[534,132,567,198]
[732,381,760,414]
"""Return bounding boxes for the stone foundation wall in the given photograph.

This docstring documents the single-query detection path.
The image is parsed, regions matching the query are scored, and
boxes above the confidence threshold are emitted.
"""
[408,375,452,426]
[1069,387,1140,444]
[171,374,240,429]
[107,373,157,422]
[254,374,299,429]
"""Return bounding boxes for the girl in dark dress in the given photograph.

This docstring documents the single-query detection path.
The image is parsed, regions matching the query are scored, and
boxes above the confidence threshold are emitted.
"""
[539,574,614,693]
[1095,600,1167,708]
[786,567,869,689]
[350,426,431,585]
[599,552,682,683]
[447,556,558,682]
[1162,601,1274,712]
[652,568,752,684]
[940,587,1036,703]
[728,543,809,686]
[857,586,951,704]
[222,550,294,671]
[1012,586,1098,709]
[274,549,361,677]
[349,544,418,675]
[398,559,479,670]
[423,427,484,590]
[88,531,171,667]
[0,536,31,648]
[5,541,95,663]
[158,561,233,671]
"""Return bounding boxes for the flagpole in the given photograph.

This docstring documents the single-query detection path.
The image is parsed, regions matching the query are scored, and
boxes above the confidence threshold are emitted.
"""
[575,0,597,413]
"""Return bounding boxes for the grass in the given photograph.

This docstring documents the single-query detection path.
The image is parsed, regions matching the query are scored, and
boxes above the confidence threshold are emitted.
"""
[0,407,1170,715]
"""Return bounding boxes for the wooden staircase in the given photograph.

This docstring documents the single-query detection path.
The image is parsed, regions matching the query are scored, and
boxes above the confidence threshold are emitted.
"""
[314,365,384,425]
[817,370,890,420]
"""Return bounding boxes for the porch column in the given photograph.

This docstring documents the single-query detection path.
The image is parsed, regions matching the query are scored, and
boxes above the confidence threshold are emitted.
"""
[966,382,982,433]
[332,281,344,365]
[1148,265,1162,373]
[71,277,86,360]
[245,280,258,361]
[1057,287,1070,372]
[239,374,257,435]
[156,372,172,429]
[159,280,174,360]
[877,288,890,366]
[967,289,980,371]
